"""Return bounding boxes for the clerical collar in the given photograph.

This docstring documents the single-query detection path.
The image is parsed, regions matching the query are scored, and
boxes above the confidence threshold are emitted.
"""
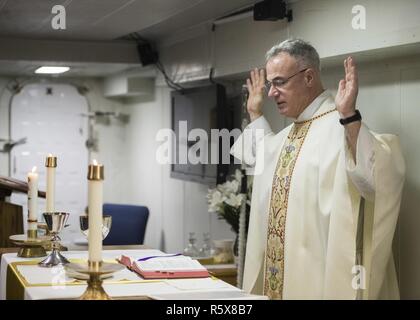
[293,90,330,122]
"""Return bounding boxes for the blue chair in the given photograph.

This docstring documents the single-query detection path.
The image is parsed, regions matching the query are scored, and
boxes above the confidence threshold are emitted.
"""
[102,204,149,245]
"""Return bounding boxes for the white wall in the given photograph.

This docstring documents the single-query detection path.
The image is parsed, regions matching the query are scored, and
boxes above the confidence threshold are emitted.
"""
[81,79,130,205]
[158,0,420,80]
[0,73,236,253]
[0,78,12,175]
[122,86,236,254]
[0,77,130,243]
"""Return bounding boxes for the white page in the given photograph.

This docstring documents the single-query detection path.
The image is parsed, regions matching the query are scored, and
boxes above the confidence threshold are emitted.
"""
[135,256,206,272]
[149,290,269,300]
[165,278,232,290]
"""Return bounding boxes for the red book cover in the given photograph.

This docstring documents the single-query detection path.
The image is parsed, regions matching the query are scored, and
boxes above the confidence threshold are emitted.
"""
[118,255,210,279]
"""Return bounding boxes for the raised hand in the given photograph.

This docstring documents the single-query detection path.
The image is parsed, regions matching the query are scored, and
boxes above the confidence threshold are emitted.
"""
[246,68,266,121]
[335,57,359,118]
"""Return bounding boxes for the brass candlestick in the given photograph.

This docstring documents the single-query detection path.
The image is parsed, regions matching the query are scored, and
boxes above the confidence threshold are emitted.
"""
[65,261,124,300]
[9,226,49,258]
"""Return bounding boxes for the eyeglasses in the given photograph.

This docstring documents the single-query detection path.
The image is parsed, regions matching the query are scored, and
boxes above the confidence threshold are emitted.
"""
[265,68,309,91]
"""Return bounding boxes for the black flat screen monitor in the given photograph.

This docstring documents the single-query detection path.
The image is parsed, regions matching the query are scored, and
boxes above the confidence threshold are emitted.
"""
[170,84,229,185]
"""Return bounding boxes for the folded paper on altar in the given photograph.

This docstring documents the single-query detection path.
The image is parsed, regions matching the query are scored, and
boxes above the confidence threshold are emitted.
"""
[119,255,210,279]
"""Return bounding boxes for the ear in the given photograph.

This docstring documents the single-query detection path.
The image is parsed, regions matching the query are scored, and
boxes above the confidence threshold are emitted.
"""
[304,69,316,87]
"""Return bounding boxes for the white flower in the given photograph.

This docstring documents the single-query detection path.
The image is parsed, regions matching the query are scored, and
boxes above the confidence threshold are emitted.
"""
[207,190,226,212]
[217,181,228,195]
[219,180,239,196]
[207,169,253,215]
[206,188,216,200]
[224,193,244,209]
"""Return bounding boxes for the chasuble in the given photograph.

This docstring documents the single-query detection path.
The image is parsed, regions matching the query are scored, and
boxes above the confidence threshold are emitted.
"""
[231,92,405,299]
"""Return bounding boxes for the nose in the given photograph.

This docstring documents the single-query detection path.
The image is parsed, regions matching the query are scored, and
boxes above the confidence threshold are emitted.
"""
[267,85,279,98]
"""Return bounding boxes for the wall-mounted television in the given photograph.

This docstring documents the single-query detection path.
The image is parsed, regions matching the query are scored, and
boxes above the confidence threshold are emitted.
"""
[170,84,230,185]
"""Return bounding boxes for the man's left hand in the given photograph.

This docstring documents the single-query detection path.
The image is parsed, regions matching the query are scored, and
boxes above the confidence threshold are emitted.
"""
[335,56,359,118]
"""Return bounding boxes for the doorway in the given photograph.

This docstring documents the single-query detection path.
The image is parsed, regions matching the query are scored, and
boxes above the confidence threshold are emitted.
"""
[10,83,89,241]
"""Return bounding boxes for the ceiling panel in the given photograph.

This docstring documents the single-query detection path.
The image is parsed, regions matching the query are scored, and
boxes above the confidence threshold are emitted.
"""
[0,0,256,77]
[0,0,255,41]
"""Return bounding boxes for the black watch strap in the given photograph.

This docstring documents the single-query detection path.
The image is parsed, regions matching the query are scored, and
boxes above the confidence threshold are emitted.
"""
[339,109,362,125]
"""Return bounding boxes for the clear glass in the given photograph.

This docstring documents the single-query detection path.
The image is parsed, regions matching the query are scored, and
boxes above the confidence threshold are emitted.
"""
[213,239,234,263]
[199,232,212,257]
[183,232,200,257]
[79,215,112,240]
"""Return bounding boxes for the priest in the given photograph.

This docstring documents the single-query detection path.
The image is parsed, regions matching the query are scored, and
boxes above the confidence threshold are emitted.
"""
[231,39,405,299]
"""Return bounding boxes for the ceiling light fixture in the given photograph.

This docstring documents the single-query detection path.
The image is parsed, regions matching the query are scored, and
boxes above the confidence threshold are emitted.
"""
[35,66,70,74]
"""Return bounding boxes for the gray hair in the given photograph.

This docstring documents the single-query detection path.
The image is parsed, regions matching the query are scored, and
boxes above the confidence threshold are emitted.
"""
[265,39,321,70]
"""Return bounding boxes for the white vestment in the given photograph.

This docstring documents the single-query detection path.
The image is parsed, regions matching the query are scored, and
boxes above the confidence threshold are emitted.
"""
[231,92,405,299]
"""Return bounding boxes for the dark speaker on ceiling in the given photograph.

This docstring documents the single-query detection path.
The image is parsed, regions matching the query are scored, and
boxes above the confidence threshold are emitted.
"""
[137,42,159,66]
[253,0,292,22]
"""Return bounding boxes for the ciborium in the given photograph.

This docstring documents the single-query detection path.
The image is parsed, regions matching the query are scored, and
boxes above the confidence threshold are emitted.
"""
[38,212,70,267]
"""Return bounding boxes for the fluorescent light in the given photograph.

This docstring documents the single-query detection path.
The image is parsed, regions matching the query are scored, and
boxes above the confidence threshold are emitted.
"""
[35,66,70,74]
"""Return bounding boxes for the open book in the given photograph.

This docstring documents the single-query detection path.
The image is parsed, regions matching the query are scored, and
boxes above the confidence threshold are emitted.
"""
[118,254,210,279]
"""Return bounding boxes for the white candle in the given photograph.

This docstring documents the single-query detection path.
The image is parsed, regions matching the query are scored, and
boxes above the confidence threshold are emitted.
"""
[87,159,104,263]
[27,166,38,228]
[45,154,57,212]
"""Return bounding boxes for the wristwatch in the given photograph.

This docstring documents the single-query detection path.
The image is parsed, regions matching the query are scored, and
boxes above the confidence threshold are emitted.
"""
[339,109,362,125]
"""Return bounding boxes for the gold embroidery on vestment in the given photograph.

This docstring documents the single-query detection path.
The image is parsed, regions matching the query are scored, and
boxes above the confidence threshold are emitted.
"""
[263,109,336,299]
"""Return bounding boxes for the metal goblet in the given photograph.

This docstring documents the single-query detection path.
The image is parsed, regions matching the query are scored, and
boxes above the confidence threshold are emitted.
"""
[79,215,112,240]
[65,215,113,281]
[38,212,70,267]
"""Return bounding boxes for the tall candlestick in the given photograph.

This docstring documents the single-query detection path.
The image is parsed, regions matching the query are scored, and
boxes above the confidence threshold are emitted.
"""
[45,154,57,212]
[87,159,104,263]
[27,166,38,232]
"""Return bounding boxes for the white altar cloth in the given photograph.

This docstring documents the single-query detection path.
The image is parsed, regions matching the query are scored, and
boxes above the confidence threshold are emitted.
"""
[0,249,251,300]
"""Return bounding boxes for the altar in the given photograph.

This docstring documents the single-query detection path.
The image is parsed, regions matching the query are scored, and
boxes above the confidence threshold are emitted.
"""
[0,158,265,300]
[0,248,265,300]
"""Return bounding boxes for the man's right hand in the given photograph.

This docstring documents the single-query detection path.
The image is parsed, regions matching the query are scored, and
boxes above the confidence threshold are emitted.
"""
[246,68,266,122]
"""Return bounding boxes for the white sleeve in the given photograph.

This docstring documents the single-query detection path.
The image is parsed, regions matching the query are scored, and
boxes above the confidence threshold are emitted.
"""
[345,122,376,201]
[230,116,273,167]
